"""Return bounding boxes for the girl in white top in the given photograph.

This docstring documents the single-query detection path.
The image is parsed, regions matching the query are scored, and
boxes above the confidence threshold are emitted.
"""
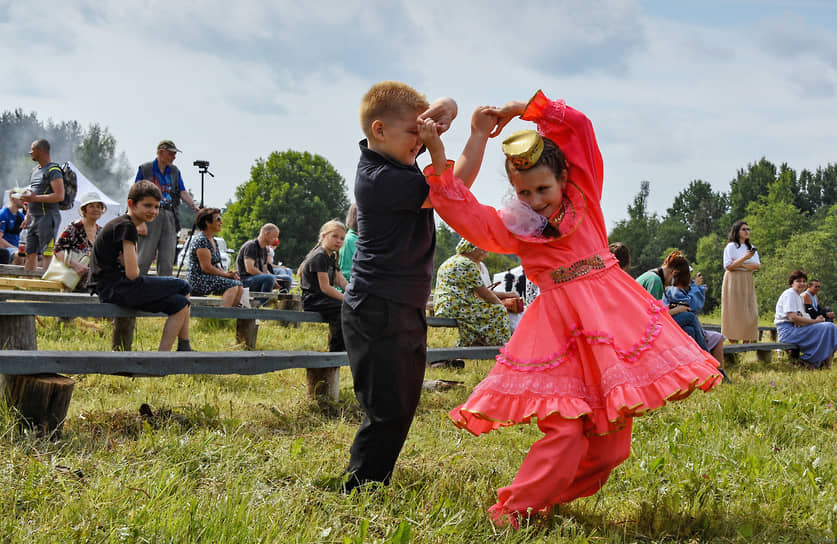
[721,220,761,342]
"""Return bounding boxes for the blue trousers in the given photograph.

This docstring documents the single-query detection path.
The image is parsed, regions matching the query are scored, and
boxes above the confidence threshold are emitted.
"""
[242,273,275,292]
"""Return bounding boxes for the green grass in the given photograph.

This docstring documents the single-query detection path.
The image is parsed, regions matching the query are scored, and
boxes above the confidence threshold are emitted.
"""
[0,318,835,542]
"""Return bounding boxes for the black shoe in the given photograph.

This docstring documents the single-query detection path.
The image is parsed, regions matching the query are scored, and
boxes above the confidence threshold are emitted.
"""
[718,367,732,384]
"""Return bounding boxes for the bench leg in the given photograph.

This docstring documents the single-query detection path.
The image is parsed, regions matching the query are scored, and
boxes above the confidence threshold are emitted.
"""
[0,374,75,436]
[0,315,75,436]
[723,353,738,368]
[112,317,136,351]
[278,299,302,328]
[306,367,339,401]
[236,319,258,350]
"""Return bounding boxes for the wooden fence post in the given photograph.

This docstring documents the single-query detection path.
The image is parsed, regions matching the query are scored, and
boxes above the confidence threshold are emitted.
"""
[0,315,74,436]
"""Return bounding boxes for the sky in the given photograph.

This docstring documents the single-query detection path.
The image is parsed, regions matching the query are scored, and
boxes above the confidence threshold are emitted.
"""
[2,0,836,230]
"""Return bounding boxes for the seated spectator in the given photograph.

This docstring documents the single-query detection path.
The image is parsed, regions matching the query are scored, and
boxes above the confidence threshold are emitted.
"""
[299,220,348,352]
[664,270,729,380]
[802,278,834,322]
[235,224,281,293]
[609,241,631,272]
[90,180,192,352]
[337,203,358,283]
[435,239,512,353]
[53,192,105,291]
[0,190,26,265]
[637,251,730,381]
[186,208,243,307]
[775,269,837,369]
[266,233,293,292]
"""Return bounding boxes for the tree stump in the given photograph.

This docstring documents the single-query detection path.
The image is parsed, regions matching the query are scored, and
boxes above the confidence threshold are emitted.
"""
[0,315,75,436]
[236,319,258,350]
[0,374,75,435]
[306,368,340,401]
[112,317,136,351]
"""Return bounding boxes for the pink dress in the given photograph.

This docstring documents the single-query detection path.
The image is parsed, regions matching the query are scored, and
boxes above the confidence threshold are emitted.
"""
[427,91,720,438]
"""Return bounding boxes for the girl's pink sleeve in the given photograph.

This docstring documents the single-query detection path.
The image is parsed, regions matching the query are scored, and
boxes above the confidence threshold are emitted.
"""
[424,161,520,255]
[521,90,604,203]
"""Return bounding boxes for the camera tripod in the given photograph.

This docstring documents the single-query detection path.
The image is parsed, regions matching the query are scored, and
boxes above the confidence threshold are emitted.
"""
[176,160,214,278]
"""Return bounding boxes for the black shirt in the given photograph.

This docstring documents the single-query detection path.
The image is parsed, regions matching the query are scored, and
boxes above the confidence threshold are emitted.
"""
[300,246,339,309]
[236,239,272,280]
[91,214,138,284]
[343,140,435,310]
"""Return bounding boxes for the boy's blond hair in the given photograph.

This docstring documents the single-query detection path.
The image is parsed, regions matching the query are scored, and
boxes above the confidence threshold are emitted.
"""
[359,81,429,138]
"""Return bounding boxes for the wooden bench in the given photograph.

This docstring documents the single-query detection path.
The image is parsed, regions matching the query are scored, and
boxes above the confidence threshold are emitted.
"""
[0,344,500,435]
[0,292,464,435]
[0,290,458,351]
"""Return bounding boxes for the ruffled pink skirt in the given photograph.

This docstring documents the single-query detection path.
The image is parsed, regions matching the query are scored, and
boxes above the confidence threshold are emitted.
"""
[449,265,720,436]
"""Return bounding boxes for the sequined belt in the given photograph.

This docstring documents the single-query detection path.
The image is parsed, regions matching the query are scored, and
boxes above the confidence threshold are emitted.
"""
[548,254,607,285]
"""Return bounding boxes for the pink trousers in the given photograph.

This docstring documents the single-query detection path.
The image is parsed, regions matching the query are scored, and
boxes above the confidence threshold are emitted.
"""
[489,415,633,527]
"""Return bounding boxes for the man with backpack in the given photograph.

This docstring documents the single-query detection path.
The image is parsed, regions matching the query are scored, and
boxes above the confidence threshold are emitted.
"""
[20,139,64,271]
[134,140,199,277]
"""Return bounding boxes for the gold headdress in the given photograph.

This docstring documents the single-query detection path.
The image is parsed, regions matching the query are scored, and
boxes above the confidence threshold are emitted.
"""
[502,130,544,170]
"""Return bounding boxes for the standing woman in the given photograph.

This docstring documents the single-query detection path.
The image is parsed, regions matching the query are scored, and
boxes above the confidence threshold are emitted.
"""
[722,221,760,343]
[186,208,243,307]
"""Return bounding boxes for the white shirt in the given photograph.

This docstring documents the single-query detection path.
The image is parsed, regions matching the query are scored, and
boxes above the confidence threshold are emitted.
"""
[723,242,760,269]
[774,287,805,325]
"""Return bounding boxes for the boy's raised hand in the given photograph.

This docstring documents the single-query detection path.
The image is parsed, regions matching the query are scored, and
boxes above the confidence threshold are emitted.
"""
[418,97,458,134]
[488,100,527,137]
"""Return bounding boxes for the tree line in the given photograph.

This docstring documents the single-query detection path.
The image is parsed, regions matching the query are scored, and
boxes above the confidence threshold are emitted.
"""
[0,109,132,201]
[609,158,837,313]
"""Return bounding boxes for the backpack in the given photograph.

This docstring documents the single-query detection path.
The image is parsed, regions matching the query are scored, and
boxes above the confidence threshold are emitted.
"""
[57,162,77,210]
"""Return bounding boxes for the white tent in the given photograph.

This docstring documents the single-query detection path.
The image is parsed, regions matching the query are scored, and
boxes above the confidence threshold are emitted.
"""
[3,161,122,233]
[492,264,524,288]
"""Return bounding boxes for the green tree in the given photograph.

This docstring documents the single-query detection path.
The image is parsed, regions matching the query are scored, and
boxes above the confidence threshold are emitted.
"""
[728,157,776,222]
[666,180,729,260]
[754,208,837,316]
[0,109,130,201]
[221,150,349,268]
[744,174,806,259]
[74,123,132,200]
[609,181,662,276]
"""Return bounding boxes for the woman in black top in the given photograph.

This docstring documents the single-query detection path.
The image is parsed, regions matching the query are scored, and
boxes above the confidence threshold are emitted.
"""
[299,219,348,351]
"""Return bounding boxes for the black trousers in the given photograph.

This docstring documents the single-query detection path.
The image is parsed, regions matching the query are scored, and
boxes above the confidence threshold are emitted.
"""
[304,298,345,352]
[341,295,427,487]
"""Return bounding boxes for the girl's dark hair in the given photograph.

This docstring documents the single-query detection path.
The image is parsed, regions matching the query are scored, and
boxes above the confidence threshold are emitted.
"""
[195,207,221,231]
[128,180,162,203]
[609,242,631,272]
[505,136,569,238]
[728,220,753,250]
[788,269,807,286]
[663,250,691,288]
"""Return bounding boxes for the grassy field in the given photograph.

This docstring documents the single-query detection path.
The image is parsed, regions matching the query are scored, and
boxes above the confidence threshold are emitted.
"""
[0,317,835,543]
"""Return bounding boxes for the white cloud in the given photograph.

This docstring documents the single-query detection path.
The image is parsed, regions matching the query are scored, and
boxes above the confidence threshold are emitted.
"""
[1,0,836,241]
